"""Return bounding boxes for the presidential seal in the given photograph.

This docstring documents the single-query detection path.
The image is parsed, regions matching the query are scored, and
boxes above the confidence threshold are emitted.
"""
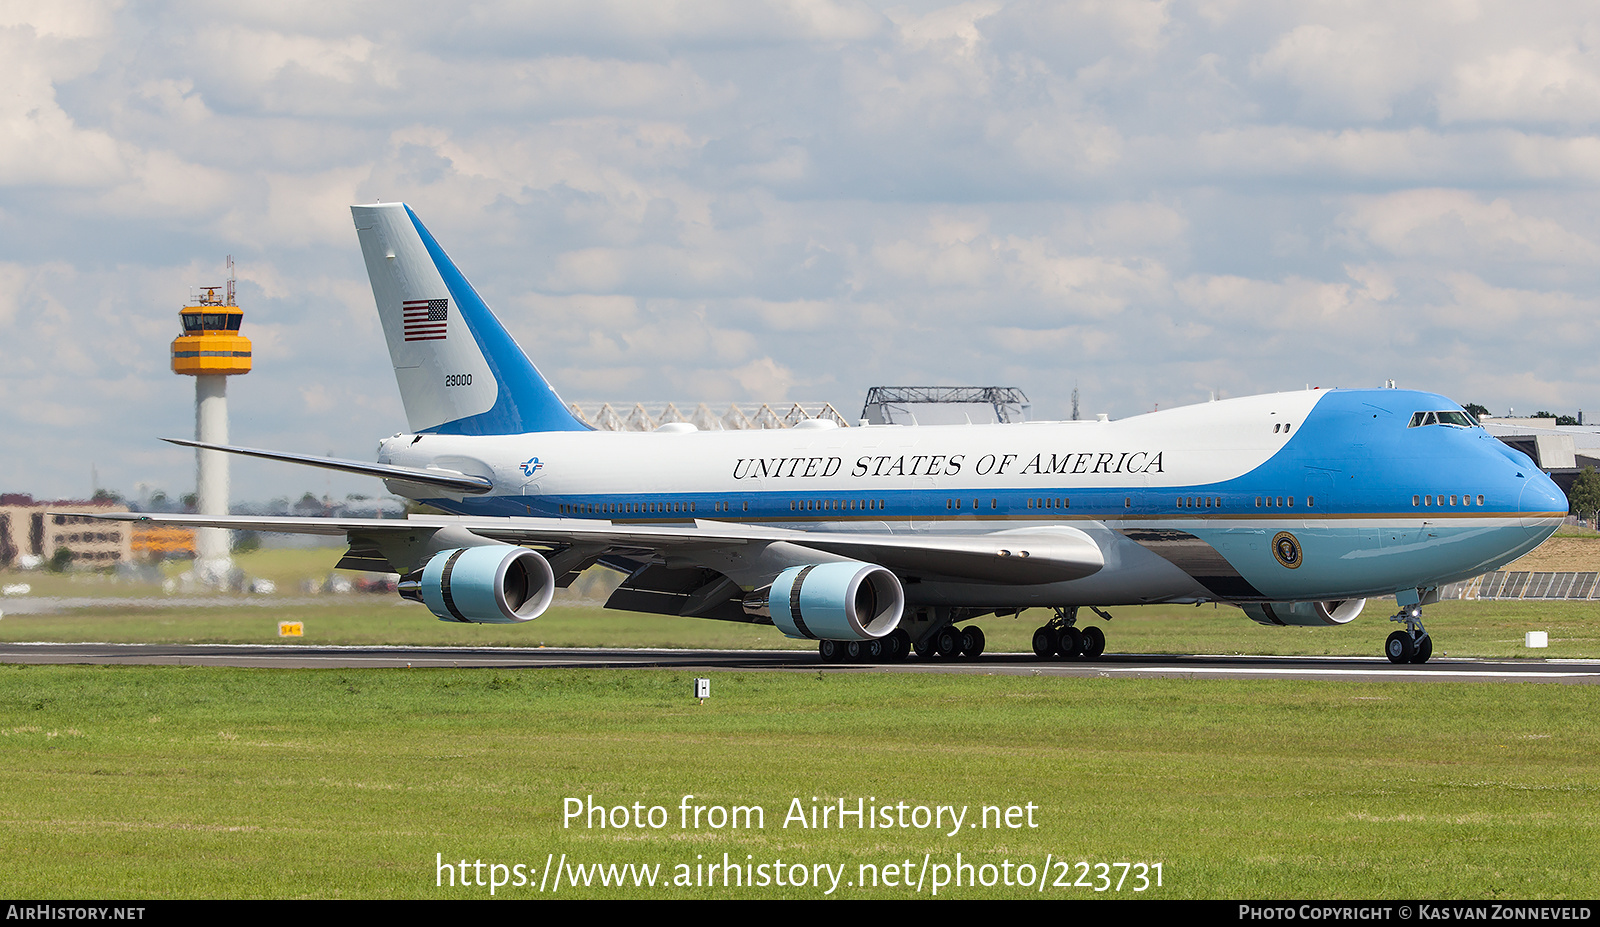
[1272,531,1303,569]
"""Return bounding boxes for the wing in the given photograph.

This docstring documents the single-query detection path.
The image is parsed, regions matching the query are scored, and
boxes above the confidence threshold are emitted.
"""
[92,511,1104,633]
[89,511,1104,585]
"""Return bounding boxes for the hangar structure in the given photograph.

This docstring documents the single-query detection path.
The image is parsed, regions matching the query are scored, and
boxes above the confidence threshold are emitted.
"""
[565,387,1035,433]
[859,386,1032,426]
[1478,415,1600,500]
[566,401,850,432]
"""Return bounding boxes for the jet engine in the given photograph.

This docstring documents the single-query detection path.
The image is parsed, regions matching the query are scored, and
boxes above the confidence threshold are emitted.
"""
[399,545,555,624]
[747,561,905,641]
[1240,599,1366,627]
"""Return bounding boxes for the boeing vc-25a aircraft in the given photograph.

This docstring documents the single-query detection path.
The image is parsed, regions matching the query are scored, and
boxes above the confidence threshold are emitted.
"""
[104,203,1567,664]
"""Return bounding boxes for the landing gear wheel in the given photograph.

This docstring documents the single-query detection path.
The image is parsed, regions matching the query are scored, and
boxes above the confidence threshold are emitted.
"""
[1032,627,1058,659]
[1385,630,1414,664]
[914,637,936,660]
[882,629,910,662]
[818,639,842,663]
[1057,626,1084,659]
[934,627,962,659]
[1080,625,1106,659]
[1387,600,1433,665]
[845,640,863,662]
[959,626,986,659]
[863,638,884,662]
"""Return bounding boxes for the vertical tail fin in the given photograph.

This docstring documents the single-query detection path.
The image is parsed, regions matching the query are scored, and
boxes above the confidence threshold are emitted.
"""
[351,203,588,435]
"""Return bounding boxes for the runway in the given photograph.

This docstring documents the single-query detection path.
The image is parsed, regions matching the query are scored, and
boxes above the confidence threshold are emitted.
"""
[3,642,1598,683]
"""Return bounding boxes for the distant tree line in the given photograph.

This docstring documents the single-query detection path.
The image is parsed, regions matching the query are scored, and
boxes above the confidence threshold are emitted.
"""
[1462,403,1580,426]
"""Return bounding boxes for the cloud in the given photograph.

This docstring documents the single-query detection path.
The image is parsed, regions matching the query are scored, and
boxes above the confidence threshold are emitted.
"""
[0,0,119,39]
[5,1,1600,499]
[1251,22,1428,122]
[258,167,371,247]
[0,23,124,187]
[455,0,886,53]
[1441,44,1600,125]
[1338,189,1600,266]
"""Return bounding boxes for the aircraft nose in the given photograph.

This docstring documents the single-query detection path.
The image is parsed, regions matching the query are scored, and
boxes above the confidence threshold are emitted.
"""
[1519,471,1568,538]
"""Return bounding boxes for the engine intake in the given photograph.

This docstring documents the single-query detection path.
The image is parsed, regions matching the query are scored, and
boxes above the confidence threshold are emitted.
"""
[751,562,904,641]
[1240,599,1365,627]
[400,545,555,624]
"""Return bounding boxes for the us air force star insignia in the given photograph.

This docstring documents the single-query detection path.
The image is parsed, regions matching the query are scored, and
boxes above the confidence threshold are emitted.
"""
[1272,531,1302,569]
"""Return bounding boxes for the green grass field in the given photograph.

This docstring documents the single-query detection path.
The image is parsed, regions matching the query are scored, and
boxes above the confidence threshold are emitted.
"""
[1,664,1596,899]
[4,592,1597,660]
[5,549,1599,899]
[6,547,1600,659]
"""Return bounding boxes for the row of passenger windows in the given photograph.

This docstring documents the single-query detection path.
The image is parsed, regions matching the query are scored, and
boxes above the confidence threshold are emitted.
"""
[560,499,890,515]
[946,498,999,510]
[1414,494,1485,507]
[553,493,1515,515]
[793,499,883,511]
[558,501,706,516]
[558,496,1235,515]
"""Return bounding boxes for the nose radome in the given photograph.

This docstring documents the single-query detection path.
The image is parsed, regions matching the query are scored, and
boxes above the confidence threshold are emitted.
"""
[1520,473,1567,537]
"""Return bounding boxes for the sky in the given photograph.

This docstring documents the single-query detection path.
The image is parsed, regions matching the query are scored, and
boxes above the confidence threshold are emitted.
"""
[4,0,1600,502]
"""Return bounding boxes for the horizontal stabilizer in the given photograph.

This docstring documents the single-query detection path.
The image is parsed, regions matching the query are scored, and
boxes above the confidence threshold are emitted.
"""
[161,438,494,494]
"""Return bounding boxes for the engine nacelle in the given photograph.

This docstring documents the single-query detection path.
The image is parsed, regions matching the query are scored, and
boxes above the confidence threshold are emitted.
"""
[400,545,555,624]
[1240,599,1366,627]
[755,562,904,641]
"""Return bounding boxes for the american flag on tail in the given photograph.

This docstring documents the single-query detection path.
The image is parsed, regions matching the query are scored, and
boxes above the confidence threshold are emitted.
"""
[402,298,449,341]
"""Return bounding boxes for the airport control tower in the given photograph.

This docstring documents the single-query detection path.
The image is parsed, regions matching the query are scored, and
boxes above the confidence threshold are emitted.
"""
[170,258,251,583]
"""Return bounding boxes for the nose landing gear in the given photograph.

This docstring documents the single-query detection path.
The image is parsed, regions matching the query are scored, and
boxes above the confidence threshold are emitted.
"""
[1385,605,1432,664]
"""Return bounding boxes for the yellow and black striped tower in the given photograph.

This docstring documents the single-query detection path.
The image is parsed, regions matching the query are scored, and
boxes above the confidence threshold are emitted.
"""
[170,257,251,582]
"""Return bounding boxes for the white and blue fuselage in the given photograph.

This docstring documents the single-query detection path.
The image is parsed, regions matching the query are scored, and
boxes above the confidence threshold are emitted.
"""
[378,386,1564,610]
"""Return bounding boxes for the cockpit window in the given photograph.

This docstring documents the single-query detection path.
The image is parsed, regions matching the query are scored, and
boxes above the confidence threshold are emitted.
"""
[1409,410,1476,428]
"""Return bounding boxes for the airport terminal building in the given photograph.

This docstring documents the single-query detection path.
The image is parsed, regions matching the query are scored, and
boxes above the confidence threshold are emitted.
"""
[0,495,133,568]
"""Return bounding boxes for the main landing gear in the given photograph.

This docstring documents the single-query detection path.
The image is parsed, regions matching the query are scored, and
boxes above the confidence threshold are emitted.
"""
[817,628,914,664]
[1385,604,1433,664]
[910,624,986,660]
[816,624,992,664]
[1031,606,1107,660]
